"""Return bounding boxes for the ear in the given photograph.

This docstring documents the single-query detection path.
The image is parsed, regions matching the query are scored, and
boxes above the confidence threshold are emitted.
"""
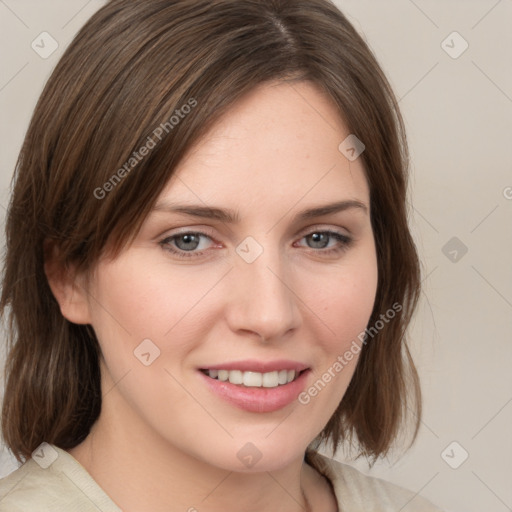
[43,240,93,325]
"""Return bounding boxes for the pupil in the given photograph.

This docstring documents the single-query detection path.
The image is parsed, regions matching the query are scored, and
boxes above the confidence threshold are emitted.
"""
[309,233,328,249]
[176,234,200,251]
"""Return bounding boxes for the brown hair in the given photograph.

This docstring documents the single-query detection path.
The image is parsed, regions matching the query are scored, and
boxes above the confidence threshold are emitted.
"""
[1,0,421,464]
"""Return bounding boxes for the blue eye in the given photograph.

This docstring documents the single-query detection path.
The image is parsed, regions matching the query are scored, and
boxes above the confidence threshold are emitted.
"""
[160,232,214,258]
[301,231,352,254]
[160,230,352,259]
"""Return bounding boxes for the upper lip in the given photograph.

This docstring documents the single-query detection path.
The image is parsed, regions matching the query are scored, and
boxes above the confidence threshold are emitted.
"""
[199,360,309,373]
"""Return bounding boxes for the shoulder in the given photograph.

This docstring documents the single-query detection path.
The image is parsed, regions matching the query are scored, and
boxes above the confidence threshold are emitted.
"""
[0,444,120,512]
[306,450,444,512]
[0,457,71,512]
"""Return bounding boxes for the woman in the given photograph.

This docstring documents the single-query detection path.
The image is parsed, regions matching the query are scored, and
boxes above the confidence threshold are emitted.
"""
[0,0,443,510]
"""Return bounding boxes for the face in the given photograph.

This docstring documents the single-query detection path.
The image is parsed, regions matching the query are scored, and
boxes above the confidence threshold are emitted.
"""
[74,80,378,472]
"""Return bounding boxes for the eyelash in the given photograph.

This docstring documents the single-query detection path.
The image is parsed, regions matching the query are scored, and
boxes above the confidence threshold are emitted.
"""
[159,229,353,260]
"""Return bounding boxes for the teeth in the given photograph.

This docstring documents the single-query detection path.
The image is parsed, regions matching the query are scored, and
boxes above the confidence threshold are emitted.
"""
[262,371,279,388]
[243,371,262,387]
[205,369,299,387]
[228,370,243,385]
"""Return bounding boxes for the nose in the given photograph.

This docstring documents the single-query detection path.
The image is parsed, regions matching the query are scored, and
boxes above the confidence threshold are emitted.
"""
[225,246,301,342]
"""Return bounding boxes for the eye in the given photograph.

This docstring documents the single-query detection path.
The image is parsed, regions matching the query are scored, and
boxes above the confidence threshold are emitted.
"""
[160,232,216,258]
[296,230,353,255]
[159,228,353,260]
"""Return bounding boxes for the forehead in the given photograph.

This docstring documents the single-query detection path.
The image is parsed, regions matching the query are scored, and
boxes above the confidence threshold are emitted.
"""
[159,81,369,215]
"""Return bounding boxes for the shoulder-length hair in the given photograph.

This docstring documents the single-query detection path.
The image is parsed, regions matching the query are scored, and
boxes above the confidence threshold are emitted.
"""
[1,0,421,464]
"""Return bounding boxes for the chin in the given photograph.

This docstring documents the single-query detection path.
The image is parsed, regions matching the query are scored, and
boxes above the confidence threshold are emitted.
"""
[189,433,312,474]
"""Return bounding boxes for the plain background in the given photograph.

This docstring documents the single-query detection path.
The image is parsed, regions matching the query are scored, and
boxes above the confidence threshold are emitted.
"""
[0,1,511,511]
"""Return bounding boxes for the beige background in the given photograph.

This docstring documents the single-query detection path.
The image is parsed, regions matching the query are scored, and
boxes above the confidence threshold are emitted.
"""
[1,1,511,511]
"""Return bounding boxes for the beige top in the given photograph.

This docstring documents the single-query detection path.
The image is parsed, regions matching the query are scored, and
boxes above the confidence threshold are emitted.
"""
[0,445,443,511]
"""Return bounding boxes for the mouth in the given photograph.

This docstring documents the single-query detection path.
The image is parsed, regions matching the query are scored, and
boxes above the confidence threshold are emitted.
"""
[197,359,311,413]
[199,368,307,388]
[198,364,312,413]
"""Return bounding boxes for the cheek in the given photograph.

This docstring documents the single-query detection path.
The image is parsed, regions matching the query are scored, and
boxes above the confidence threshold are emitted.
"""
[294,255,377,422]
[308,250,378,350]
[88,265,163,342]
[327,274,377,340]
[299,244,378,397]
[87,257,230,369]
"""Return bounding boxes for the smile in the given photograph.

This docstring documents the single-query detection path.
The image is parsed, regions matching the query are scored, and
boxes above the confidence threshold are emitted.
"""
[198,363,311,413]
[200,369,302,388]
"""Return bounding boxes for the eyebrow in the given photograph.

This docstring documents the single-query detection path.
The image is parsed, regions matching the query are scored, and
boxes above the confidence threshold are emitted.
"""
[151,199,368,223]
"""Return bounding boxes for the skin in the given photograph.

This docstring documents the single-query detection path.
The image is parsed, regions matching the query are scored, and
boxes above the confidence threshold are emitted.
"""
[47,80,378,512]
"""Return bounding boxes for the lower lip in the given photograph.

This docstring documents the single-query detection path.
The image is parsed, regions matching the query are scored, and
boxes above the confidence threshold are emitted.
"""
[199,370,310,413]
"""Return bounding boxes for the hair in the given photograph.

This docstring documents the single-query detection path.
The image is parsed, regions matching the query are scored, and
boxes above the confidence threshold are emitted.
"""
[1,0,421,464]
